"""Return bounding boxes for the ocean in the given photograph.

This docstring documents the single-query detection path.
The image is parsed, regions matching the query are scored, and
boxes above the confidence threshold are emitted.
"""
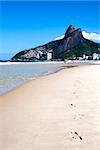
[0,62,64,95]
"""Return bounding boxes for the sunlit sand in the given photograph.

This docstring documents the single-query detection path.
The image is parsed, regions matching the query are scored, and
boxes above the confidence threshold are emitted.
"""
[0,64,100,150]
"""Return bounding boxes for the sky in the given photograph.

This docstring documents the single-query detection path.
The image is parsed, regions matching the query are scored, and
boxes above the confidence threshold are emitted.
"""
[0,1,100,60]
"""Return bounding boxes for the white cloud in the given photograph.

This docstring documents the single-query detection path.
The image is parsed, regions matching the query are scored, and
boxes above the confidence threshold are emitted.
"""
[54,31,100,43]
[82,31,100,43]
[55,35,64,40]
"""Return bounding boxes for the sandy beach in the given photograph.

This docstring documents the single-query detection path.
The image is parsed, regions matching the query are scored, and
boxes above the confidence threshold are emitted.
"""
[0,64,100,150]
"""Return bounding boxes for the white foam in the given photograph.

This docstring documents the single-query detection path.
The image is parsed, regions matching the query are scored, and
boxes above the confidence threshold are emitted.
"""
[0,61,65,65]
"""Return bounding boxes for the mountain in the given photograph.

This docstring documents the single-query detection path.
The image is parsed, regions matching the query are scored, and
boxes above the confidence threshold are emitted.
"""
[11,25,100,61]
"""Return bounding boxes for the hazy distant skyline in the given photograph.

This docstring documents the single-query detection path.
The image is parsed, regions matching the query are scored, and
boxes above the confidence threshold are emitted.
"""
[0,1,100,59]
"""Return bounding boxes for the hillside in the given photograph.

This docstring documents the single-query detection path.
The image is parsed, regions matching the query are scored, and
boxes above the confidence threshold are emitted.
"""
[11,25,100,61]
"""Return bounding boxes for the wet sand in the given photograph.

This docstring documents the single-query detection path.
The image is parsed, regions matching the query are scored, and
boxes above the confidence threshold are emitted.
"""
[0,64,100,150]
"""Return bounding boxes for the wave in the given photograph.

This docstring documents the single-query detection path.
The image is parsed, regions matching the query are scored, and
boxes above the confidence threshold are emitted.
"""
[0,61,64,65]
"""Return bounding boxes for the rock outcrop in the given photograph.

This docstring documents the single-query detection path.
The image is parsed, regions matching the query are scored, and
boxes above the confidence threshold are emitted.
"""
[11,25,100,61]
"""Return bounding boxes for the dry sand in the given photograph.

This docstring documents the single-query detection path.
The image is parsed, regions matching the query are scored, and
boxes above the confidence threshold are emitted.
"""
[0,64,100,150]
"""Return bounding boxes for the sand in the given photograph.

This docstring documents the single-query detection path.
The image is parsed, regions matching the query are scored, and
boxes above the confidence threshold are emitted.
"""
[0,64,100,150]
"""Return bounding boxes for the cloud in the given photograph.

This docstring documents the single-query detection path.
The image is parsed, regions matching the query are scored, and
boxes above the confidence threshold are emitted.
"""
[55,35,64,40]
[54,31,100,43]
[82,31,100,43]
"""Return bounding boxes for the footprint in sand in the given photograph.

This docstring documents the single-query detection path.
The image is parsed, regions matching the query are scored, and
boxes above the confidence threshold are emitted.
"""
[68,131,82,141]
[74,114,85,120]
[70,103,76,108]
[73,91,76,95]
[72,91,79,99]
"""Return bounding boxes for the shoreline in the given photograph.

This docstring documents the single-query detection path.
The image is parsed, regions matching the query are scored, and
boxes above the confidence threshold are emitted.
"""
[0,64,75,96]
[0,60,100,96]
[0,64,100,149]
[0,62,65,95]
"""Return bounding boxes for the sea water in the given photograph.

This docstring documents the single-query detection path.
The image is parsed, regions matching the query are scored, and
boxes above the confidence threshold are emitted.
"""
[0,62,64,94]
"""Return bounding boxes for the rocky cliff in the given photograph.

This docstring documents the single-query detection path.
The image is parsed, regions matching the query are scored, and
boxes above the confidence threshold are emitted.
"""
[11,25,100,61]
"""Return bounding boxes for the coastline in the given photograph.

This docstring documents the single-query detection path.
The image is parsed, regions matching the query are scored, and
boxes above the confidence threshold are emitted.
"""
[0,62,66,95]
[0,64,100,149]
[0,60,99,95]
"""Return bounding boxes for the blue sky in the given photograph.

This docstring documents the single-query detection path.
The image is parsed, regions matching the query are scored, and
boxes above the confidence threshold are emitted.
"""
[0,1,100,59]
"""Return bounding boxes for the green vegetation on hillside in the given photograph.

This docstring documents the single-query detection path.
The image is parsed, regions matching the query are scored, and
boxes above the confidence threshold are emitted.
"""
[61,40,100,59]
